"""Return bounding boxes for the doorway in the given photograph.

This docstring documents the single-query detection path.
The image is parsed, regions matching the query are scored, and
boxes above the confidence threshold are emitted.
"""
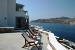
[16,17,25,28]
[16,17,22,28]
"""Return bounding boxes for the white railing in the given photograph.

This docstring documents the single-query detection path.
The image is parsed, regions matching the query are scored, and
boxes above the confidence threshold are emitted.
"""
[16,11,25,17]
[48,33,67,50]
[16,11,29,19]
[25,15,29,19]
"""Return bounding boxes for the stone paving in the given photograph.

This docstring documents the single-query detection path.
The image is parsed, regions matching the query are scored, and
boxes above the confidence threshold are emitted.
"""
[0,32,48,50]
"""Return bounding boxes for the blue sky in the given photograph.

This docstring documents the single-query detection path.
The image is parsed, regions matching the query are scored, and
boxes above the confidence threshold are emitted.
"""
[16,0,75,21]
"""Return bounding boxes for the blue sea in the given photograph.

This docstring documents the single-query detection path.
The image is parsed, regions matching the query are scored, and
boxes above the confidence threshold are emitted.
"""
[30,22,75,42]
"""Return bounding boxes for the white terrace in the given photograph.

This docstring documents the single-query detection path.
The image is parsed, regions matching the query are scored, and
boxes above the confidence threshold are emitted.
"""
[0,32,48,50]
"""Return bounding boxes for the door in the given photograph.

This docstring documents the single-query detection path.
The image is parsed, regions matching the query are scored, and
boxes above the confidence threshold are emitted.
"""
[16,17,21,28]
[16,17,25,28]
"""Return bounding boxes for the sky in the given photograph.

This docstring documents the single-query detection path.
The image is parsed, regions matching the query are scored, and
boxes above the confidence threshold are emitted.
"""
[16,0,75,21]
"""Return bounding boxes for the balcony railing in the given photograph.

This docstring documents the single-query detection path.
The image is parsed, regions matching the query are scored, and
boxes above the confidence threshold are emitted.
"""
[16,11,29,19]
[25,15,29,19]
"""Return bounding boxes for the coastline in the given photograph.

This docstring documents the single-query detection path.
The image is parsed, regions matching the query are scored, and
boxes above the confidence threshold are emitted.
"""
[31,17,75,26]
[30,24,75,49]
[0,24,75,50]
[31,21,75,26]
[30,22,75,42]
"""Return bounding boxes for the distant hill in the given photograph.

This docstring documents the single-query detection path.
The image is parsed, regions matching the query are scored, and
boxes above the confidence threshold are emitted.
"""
[31,17,75,25]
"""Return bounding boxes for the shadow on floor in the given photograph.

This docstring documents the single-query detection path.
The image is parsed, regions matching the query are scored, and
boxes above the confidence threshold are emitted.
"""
[30,46,43,50]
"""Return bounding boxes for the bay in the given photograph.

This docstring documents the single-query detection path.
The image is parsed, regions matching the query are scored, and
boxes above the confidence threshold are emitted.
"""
[30,22,75,42]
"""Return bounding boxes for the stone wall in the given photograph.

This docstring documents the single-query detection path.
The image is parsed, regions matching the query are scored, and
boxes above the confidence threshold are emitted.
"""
[0,27,14,33]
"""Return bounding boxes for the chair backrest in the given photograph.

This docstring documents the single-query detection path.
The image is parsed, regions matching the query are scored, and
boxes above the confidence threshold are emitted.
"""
[21,32,33,42]
[27,30,33,36]
[29,29,34,35]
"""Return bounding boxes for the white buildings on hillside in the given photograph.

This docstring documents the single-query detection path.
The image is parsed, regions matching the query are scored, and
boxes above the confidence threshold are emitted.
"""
[0,0,29,29]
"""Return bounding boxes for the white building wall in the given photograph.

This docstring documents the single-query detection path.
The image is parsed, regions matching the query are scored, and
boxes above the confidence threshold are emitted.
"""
[16,11,29,19]
[0,0,29,28]
[0,0,8,27]
[7,0,16,27]
[16,12,26,17]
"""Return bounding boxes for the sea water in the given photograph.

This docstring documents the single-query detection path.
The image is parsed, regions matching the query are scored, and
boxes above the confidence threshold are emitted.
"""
[30,22,75,42]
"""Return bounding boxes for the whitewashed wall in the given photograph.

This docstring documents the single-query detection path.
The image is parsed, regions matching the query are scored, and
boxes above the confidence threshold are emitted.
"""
[0,0,29,28]
[16,12,25,17]
[7,0,16,27]
[0,0,8,27]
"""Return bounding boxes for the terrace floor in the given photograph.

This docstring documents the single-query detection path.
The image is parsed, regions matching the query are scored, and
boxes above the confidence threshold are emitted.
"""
[0,32,48,50]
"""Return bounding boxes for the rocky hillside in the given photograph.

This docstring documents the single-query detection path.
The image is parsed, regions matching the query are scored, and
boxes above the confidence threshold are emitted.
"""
[31,17,75,25]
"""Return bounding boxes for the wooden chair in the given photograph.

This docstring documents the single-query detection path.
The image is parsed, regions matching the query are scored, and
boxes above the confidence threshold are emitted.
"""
[29,29,38,36]
[27,30,38,39]
[21,32,40,50]
[27,30,41,43]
